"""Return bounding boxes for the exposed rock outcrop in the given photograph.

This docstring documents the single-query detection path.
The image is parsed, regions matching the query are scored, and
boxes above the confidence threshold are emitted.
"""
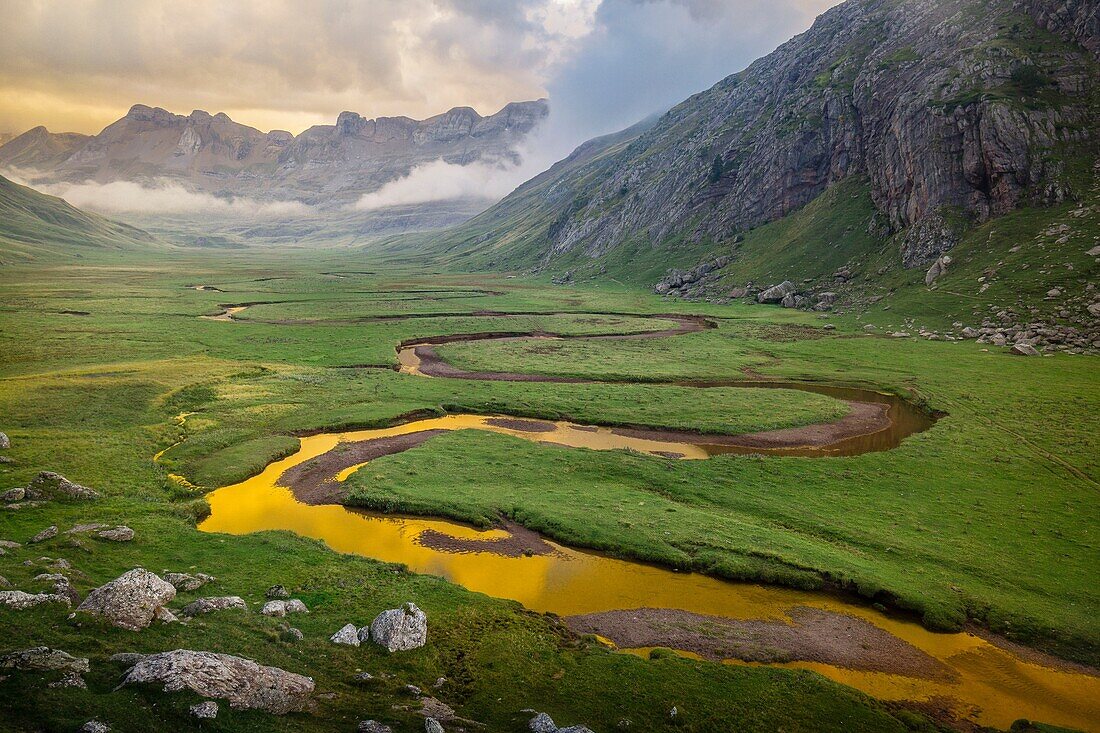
[76,568,176,630]
[118,649,314,714]
[163,572,216,592]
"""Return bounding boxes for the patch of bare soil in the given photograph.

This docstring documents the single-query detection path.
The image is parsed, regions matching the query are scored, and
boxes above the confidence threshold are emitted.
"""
[566,606,955,680]
[484,418,557,432]
[416,519,558,558]
[278,431,446,504]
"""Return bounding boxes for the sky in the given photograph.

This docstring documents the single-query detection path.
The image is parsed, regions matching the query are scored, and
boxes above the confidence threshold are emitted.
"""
[1,0,838,143]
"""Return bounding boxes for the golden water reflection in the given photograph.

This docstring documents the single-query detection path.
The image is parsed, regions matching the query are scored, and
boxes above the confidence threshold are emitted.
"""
[198,428,1100,732]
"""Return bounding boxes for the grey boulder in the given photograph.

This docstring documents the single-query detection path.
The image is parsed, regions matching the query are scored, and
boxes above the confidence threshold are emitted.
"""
[368,602,428,652]
[330,623,360,646]
[757,281,796,304]
[25,471,100,501]
[180,595,247,617]
[190,700,219,719]
[76,568,176,630]
[163,572,216,592]
[0,589,70,609]
[1,646,89,674]
[118,649,314,714]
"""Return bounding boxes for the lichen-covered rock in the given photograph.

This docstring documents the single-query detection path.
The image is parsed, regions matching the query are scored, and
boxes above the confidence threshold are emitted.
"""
[1,488,24,503]
[163,572,216,592]
[529,713,557,733]
[1010,343,1041,356]
[80,721,109,733]
[76,568,176,630]
[0,589,70,609]
[180,595,247,617]
[190,700,218,719]
[29,525,58,543]
[49,671,88,688]
[368,602,428,652]
[425,718,444,733]
[25,471,100,501]
[1,647,89,674]
[119,649,314,714]
[0,432,9,449]
[34,573,79,604]
[330,623,360,646]
[265,584,290,599]
[358,722,393,733]
[262,598,308,617]
[95,526,134,542]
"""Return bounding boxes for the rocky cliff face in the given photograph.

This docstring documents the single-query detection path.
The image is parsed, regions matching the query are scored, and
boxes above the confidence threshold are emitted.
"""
[0,100,548,209]
[445,0,1096,271]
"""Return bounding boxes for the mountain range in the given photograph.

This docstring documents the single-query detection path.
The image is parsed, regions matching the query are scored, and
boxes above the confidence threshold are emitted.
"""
[0,100,548,210]
[426,0,1098,291]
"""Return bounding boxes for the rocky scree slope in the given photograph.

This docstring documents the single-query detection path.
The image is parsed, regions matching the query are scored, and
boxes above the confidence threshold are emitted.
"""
[0,100,548,209]
[430,0,1097,278]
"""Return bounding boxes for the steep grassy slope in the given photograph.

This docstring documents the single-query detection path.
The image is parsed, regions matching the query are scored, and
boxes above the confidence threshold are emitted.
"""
[0,174,159,261]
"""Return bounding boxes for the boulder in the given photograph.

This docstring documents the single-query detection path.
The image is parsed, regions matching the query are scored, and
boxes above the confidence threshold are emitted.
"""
[330,623,360,646]
[960,327,979,338]
[816,291,838,305]
[118,649,314,714]
[180,596,247,617]
[163,572,216,592]
[0,432,8,449]
[757,281,796,304]
[780,293,797,308]
[29,525,58,543]
[727,287,748,299]
[530,713,557,733]
[359,722,393,733]
[368,602,428,652]
[262,599,308,617]
[1,488,24,503]
[283,627,304,642]
[76,568,176,631]
[924,255,952,286]
[95,526,135,542]
[425,719,444,733]
[265,584,290,600]
[80,721,109,733]
[49,671,87,688]
[0,647,89,674]
[25,472,100,501]
[190,701,218,719]
[0,590,70,609]
[1010,343,1041,356]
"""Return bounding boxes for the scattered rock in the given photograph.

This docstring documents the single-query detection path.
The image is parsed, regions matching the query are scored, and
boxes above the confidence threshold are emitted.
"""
[35,573,80,604]
[358,722,393,733]
[262,598,308,617]
[0,647,89,675]
[118,649,314,714]
[163,572,216,592]
[425,719,444,733]
[330,623,360,646]
[1,488,25,503]
[190,701,219,719]
[1010,343,1041,356]
[727,287,748,298]
[1046,288,1062,298]
[109,653,146,666]
[0,590,70,609]
[368,602,428,652]
[283,627,304,642]
[924,255,952,286]
[822,324,836,331]
[155,606,179,624]
[0,432,8,449]
[49,671,87,688]
[29,526,58,544]
[757,280,796,304]
[265,584,290,599]
[960,327,979,338]
[1087,245,1100,257]
[25,472,100,501]
[95,526,134,542]
[0,539,20,549]
[180,596,247,617]
[67,523,108,534]
[80,721,109,733]
[76,568,176,631]
[530,713,557,733]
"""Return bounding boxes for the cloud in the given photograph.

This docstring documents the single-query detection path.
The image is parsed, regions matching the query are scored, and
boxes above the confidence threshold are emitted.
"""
[28,178,313,218]
[353,158,532,211]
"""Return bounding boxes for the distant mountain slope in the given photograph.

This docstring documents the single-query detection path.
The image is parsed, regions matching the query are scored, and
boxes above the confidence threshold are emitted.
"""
[0,101,548,210]
[428,0,1098,277]
[0,126,91,170]
[0,173,158,261]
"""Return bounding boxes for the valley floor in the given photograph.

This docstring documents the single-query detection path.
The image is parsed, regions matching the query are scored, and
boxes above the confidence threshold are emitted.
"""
[0,252,1096,732]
